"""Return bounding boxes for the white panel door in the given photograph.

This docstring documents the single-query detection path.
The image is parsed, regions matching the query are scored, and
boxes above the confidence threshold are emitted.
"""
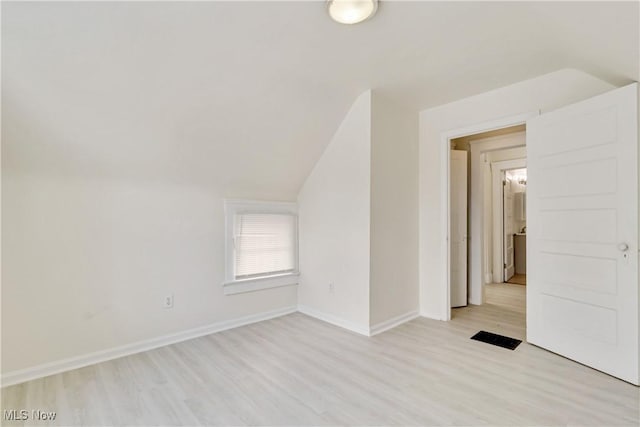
[451,150,468,307]
[503,175,515,281]
[527,83,638,385]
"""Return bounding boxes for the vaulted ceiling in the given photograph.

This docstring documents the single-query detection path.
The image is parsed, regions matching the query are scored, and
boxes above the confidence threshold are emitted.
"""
[3,1,638,197]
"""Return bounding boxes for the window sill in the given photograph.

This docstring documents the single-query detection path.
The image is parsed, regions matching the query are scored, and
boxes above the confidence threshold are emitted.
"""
[223,272,300,295]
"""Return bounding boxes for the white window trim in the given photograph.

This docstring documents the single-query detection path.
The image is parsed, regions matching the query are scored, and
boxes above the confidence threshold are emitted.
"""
[223,199,299,295]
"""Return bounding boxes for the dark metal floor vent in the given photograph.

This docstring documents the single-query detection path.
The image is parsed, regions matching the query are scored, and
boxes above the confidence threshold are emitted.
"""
[471,330,522,350]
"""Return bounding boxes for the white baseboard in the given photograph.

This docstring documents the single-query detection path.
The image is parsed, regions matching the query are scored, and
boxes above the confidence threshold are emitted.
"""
[420,310,447,321]
[1,305,297,388]
[369,310,420,336]
[297,304,370,336]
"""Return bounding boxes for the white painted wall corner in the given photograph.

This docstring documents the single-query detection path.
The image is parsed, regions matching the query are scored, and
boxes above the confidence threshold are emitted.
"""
[369,310,419,336]
[297,304,371,336]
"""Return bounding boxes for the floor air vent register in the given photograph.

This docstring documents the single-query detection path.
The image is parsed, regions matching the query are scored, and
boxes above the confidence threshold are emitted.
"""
[471,330,522,350]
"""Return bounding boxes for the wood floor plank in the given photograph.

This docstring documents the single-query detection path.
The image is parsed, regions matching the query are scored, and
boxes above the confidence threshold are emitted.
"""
[2,283,638,426]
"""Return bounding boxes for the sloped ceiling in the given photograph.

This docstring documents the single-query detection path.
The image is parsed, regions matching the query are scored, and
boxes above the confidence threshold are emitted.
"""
[3,1,638,198]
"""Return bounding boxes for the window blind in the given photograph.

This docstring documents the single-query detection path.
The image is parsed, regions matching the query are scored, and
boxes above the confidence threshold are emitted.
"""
[234,213,297,279]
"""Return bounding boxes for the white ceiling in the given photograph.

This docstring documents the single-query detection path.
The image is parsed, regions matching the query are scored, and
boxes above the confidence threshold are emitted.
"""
[3,1,638,197]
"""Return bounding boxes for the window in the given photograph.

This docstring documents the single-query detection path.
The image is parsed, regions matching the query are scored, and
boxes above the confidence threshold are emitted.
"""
[234,213,297,279]
[224,200,299,295]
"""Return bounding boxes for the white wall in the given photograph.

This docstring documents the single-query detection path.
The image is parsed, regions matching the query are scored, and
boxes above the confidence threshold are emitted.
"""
[370,93,419,326]
[3,83,416,380]
[298,90,419,332]
[1,173,298,375]
[297,91,372,332]
[419,69,615,319]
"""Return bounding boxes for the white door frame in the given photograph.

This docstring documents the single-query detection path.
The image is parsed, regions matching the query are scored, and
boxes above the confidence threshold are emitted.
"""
[491,159,527,283]
[440,111,538,320]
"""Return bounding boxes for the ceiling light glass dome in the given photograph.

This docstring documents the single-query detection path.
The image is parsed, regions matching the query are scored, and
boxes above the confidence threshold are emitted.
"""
[327,0,378,25]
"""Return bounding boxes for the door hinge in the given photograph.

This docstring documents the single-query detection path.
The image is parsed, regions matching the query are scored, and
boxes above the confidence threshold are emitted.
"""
[503,180,506,186]
[504,263,507,268]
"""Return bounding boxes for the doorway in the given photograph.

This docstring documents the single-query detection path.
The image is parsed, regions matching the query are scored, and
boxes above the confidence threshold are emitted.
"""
[503,168,526,286]
[448,124,528,313]
[491,160,527,288]
[442,84,638,385]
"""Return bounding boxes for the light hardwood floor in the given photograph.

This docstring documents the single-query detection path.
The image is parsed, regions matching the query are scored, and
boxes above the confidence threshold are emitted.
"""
[506,274,527,286]
[2,283,638,426]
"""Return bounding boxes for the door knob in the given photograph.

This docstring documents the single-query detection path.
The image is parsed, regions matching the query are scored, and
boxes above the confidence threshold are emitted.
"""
[618,243,629,252]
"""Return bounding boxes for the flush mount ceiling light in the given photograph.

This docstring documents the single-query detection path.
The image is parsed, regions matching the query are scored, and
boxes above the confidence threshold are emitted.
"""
[327,0,378,25]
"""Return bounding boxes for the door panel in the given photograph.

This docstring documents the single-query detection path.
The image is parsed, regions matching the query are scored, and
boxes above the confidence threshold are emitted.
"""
[539,209,616,243]
[537,252,616,294]
[503,176,515,281]
[527,83,638,385]
[450,150,468,307]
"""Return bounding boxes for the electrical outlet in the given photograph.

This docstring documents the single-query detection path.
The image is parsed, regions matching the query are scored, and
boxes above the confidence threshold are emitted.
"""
[329,283,334,293]
[163,294,174,309]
